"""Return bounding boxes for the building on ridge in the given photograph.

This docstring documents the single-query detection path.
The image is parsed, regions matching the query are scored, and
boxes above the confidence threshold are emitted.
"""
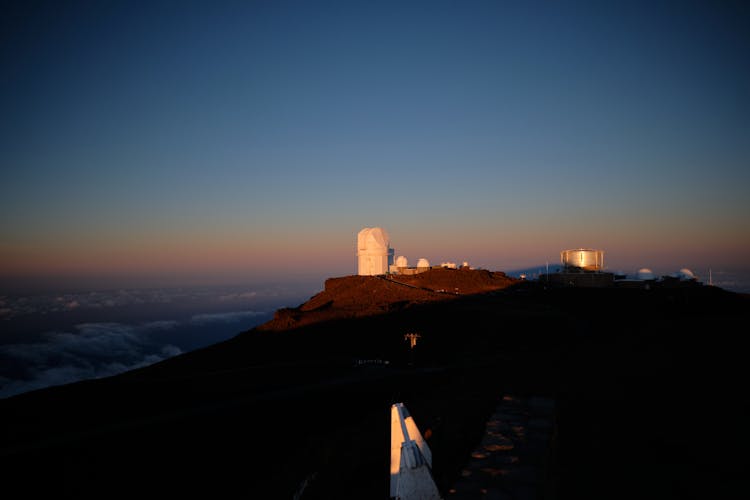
[357,227,394,276]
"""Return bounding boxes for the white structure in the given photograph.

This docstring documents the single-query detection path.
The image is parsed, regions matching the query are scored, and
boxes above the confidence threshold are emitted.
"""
[674,268,696,280]
[416,258,430,270]
[390,403,441,500]
[396,256,409,268]
[440,262,456,269]
[561,248,604,271]
[636,268,655,280]
[357,227,394,276]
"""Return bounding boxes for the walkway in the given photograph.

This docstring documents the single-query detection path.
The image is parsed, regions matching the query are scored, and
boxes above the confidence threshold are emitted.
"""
[447,395,556,499]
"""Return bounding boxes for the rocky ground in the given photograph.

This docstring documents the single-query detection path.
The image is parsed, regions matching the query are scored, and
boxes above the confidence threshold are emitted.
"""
[260,268,517,331]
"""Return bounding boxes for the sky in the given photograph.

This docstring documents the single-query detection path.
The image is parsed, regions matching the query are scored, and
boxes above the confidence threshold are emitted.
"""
[2,0,749,292]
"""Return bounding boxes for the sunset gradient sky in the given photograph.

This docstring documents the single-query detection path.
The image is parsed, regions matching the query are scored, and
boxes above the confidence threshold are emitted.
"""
[2,0,749,291]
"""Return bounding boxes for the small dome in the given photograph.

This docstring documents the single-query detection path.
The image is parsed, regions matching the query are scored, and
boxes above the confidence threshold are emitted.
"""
[395,255,408,267]
[676,268,696,280]
[636,268,655,280]
[416,258,430,268]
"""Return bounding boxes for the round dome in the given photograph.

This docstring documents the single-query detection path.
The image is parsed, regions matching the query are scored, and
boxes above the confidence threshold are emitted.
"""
[676,268,695,280]
[357,227,390,254]
[636,268,655,280]
[395,255,408,267]
[416,258,430,268]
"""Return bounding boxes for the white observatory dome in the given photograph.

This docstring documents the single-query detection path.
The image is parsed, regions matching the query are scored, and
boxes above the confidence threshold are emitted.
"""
[358,227,390,253]
[357,227,394,276]
[416,258,430,269]
[636,268,655,280]
[676,268,696,280]
[395,255,408,268]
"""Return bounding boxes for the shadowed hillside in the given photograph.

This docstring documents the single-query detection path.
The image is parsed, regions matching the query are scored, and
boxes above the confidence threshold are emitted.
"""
[1,272,748,499]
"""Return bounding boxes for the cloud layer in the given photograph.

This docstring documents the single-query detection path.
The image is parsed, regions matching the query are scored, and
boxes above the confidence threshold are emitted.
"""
[0,285,292,319]
[0,303,275,400]
[189,310,266,325]
[0,284,308,399]
[0,321,183,399]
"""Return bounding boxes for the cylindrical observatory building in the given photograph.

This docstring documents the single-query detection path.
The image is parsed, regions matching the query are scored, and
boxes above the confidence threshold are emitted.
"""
[560,248,604,271]
[357,227,394,276]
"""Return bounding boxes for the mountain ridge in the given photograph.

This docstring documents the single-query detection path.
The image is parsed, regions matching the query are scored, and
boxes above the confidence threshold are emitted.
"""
[259,269,518,331]
[1,271,747,498]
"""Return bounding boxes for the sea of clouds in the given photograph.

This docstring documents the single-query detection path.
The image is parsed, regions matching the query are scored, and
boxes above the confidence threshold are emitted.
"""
[0,285,312,399]
[0,321,183,398]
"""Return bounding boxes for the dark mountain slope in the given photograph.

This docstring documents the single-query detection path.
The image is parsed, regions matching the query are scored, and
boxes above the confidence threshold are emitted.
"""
[0,274,747,499]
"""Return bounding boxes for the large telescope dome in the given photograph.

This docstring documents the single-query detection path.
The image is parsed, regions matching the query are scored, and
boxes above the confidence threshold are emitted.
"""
[357,227,394,275]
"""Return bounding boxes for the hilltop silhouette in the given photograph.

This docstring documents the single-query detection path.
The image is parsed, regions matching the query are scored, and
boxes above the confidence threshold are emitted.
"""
[1,270,747,499]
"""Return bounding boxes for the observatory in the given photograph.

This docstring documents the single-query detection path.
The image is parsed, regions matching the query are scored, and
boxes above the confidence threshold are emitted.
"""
[561,248,604,271]
[416,258,431,271]
[357,227,394,276]
[542,248,613,287]
[674,268,696,280]
[390,255,409,275]
[636,268,655,280]
[614,267,657,289]
[659,268,702,288]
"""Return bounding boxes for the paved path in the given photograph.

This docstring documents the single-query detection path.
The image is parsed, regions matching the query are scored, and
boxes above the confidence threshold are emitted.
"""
[447,395,556,500]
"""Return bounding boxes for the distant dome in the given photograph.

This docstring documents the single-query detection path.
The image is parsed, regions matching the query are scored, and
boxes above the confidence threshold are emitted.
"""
[395,255,408,267]
[636,268,655,280]
[416,258,430,268]
[676,268,696,280]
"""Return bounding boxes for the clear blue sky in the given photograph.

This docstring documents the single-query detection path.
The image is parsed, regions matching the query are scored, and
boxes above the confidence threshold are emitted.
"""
[2,0,748,290]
